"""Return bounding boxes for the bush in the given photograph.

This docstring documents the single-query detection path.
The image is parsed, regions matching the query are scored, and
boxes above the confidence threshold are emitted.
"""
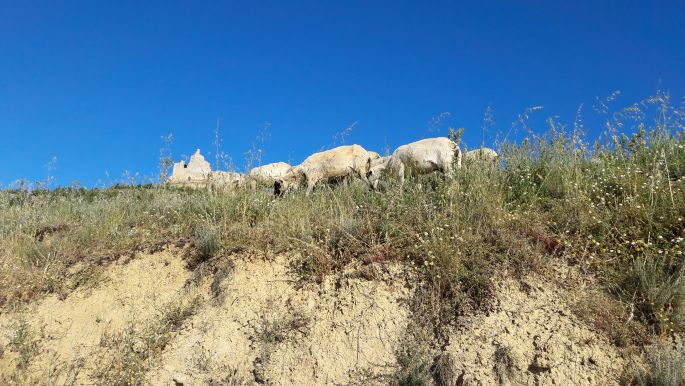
[633,343,685,386]
[189,223,221,267]
[621,256,685,334]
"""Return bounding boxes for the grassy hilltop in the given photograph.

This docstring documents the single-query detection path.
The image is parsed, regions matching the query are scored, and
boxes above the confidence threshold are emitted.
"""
[1,94,685,385]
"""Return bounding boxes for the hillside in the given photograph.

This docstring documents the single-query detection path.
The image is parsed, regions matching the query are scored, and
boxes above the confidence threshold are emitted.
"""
[1,116,685,385]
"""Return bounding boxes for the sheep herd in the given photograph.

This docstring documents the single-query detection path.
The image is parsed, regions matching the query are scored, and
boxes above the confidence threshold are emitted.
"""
[168,137,497,195]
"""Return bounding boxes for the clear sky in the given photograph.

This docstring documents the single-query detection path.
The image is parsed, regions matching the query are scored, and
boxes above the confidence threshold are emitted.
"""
[1,1,684,187]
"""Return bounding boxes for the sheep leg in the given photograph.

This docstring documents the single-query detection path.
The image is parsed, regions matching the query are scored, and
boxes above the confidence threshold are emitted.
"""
[397,162,405,186]
[443,162,455,179]
[306,174,319,196]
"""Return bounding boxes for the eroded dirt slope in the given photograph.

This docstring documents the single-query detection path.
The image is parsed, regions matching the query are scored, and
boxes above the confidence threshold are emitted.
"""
[148,253,414,385]
[0,250,193,384]
[1,249,629,386]
[439,271,626,385]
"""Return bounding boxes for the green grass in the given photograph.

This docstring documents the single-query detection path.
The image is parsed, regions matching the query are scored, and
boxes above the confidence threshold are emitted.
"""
[394,344,432,386]
[1,92,684,381]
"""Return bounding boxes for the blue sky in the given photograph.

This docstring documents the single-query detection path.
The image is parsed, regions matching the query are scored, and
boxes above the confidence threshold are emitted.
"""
[1,1,684,187]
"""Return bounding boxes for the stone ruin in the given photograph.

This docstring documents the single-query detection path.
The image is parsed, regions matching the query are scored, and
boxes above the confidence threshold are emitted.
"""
[168,149,212,187]
[168,149,245,188]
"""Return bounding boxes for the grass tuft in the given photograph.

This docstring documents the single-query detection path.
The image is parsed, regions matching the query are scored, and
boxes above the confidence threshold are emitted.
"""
[8,319,38,369]
[632,342,685,386]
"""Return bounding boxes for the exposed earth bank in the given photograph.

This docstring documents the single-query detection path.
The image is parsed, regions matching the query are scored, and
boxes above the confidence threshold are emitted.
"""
[0,247,631,385]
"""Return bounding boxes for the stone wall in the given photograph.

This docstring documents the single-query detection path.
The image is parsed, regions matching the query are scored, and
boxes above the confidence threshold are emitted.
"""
[168,149,212,187]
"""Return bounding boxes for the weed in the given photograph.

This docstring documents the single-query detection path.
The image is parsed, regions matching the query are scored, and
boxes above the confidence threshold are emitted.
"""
[8,319,37,369]
[432,352,456,386]
[194,224,220,260]
[620,256,685,334]
[67,265,101,292]
[393,335,433,386]
[395,348,431,386]
[632,342,685,386]
[256,312,309,346]
[185,223,221,269]
[493,344,516,384]
[94,323,147,386]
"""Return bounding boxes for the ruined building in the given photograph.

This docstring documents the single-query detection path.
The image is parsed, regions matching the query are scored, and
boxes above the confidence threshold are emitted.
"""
[168,149,246,189]
[168,149,212,187]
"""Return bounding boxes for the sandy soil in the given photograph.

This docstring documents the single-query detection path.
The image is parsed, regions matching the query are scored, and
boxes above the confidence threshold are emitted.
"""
[148,253,413,386]
[0,250,192,384]
[439,272,627,385]
[0,250,631,386]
